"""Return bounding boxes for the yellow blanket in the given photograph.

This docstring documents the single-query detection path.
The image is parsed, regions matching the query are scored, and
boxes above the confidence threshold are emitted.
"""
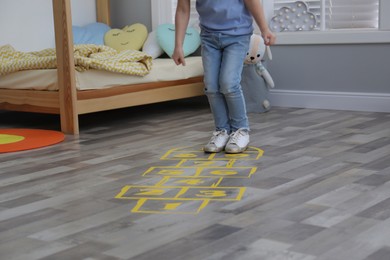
[0,44,152,76]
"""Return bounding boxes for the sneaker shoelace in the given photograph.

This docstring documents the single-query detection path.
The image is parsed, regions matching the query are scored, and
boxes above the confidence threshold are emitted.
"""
[229,130,245,144]
[210,131,226,144]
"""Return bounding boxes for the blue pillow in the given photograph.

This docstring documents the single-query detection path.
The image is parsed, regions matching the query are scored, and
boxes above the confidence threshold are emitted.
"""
[73,22,111,45]
[156,24,200,58]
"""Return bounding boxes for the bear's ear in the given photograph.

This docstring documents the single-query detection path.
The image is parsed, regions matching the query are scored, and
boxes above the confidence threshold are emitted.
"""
[266,46,273,61]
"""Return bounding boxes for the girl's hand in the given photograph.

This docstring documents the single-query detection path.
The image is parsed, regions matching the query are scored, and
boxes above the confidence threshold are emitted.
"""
[262,30,276,46]
[172,47,186,66]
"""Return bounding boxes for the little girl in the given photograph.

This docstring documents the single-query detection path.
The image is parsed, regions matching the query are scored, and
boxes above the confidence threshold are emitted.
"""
[173,0,276,153]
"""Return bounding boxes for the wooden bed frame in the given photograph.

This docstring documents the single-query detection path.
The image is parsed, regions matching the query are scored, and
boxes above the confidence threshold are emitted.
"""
[0,0,204,135]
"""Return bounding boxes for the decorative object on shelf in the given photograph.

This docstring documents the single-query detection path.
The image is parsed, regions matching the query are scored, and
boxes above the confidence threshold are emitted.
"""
[270,1,317,32]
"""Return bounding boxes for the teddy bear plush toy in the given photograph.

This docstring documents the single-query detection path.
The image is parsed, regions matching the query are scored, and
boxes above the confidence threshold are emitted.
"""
[241,34,275,113]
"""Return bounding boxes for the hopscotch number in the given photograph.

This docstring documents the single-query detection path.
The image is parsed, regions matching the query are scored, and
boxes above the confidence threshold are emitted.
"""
[196,190,227,198]
[174,179,205,185]
[158,169,185,175]
[210,170,238,176]
[164,203,182,210]
[136,189,167,196]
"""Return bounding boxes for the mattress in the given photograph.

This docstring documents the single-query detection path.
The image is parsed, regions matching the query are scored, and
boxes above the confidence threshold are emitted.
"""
[0,56,203,91]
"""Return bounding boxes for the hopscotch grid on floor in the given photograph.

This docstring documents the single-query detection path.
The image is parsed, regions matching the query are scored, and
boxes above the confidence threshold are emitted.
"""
[114,146,264,214]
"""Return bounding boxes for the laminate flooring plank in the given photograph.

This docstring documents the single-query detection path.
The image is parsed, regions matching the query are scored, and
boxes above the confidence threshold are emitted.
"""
[290,216,379,256]
[302,182,390,228]
[0,189,89,222]
[102,212,232,259]
[0,197,129,244]
[0,237,51,259]
[0,208,64,233]
[8,241,77,260]
[364,247,390,260]
[174,219,296,260]
[37,241,118,260]
[355,172,390,187]
[0,193,50,208]
[28,204,134,242]
[131,224,242,260]
[1,101,390,260]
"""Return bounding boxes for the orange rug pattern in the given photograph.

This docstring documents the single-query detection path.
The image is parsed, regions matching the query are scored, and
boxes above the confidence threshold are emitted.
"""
[0,129,65,153]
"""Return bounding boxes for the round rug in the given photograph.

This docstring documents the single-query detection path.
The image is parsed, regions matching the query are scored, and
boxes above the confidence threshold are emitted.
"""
[0,129,65,153]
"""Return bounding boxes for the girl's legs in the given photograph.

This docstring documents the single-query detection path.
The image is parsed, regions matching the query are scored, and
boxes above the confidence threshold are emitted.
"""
[201,32,251,133]
[201,32,231,133]
[218,34,251,132]
[201,32,251,153]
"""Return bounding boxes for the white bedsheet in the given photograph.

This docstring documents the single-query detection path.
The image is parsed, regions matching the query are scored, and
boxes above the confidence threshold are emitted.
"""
[0,57,203,91]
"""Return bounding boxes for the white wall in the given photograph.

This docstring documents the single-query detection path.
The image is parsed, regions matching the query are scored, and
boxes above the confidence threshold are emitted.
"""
[0,0,96,52]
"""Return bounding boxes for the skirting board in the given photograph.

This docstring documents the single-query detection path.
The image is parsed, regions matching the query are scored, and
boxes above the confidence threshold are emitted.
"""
[269,89,390,113]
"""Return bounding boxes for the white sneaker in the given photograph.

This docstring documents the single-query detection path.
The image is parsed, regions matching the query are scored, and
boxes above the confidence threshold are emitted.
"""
[225,128,250,154]
[203,130,230,153]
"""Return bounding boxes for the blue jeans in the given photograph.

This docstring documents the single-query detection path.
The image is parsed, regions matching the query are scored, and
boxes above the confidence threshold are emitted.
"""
[200,31,251,133]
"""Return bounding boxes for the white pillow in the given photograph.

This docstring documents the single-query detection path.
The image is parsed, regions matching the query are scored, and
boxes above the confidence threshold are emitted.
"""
[142,31,164,59]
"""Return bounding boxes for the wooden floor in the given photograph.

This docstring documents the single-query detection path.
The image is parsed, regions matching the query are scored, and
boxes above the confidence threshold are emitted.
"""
[1,97,390,260]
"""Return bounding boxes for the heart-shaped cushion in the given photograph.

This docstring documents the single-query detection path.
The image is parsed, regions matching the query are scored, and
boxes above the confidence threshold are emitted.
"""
[73,22,111,45]
[156,24,200,58]
[104,23,148,52]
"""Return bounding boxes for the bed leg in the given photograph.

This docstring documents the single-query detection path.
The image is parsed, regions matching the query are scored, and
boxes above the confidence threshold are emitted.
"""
[60,109,79,135]
[53,0,79,135]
